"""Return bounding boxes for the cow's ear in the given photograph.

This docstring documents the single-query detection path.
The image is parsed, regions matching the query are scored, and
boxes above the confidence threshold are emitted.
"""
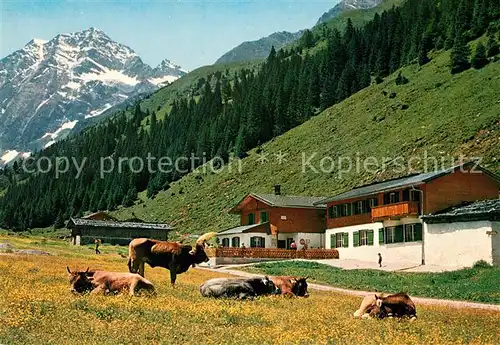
[289,278,297,284]
[66,266,71,274]
[375,294,380,300]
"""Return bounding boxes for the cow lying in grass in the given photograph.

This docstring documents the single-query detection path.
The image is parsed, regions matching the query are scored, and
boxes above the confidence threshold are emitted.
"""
[270,276,309,298]
[67,267,155,296]
[200,277,279,299]
[354,292,417,321]
[372,293,417,321]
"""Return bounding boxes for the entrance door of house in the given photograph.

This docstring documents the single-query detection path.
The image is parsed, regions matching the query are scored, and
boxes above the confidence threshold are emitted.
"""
[286,238,294,249]
[277,240,286,249]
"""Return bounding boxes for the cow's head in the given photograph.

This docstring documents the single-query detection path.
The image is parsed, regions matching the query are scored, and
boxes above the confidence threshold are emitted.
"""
[375,294,384,307]
[66,266,93,293]
[189,232,217,264]
[290,276,309,297]
[261,276,280,295]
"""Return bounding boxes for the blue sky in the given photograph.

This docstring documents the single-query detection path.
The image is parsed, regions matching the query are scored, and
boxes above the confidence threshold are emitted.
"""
[0,1,338,71]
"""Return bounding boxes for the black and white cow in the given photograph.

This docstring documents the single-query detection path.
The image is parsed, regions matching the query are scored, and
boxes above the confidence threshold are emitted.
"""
[200,277,280,299]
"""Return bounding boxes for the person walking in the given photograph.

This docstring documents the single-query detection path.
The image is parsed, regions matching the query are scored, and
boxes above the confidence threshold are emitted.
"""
[378,253,382,267]
[94,238,101,255]
[290,240,297,250]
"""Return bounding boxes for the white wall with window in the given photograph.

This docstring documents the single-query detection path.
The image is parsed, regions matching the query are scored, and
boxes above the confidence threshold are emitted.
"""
[325,218,423,264]
[218,233,273,248]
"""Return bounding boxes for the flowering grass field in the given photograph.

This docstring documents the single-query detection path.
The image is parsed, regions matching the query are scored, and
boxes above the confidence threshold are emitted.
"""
[0,236,499,345]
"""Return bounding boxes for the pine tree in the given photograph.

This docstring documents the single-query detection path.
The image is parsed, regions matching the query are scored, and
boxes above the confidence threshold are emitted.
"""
[472,0,488,38]
[450,35,471,74]
[54,211,64,229]
[486,33,499,57]
[472,42,489,69]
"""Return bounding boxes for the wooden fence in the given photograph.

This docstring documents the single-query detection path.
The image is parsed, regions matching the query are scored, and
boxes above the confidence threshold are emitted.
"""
[205,247,339,260]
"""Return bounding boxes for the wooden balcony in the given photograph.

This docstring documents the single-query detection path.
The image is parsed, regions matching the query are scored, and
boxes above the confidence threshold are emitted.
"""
[371,201,420,220]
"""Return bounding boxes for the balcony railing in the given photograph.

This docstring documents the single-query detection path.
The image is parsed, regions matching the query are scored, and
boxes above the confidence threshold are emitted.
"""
[371,201,420,220]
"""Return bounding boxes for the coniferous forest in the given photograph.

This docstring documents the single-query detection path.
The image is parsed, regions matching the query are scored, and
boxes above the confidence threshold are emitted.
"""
[1,0,499,230]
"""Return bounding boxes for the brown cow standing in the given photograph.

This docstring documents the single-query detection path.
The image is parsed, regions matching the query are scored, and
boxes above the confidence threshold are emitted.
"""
[270,276,309,297]
[127,232,216,286]
[67,267,155,296]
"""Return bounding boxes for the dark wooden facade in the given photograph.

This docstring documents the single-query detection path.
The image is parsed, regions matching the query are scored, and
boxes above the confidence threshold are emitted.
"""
[68,217,172,246]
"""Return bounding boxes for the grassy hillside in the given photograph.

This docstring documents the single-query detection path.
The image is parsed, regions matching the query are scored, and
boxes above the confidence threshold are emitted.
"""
[112,44,500,234]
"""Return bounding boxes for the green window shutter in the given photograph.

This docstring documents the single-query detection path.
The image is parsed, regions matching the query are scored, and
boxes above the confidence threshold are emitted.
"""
[261,237,266,248]
[378,228,385,244]
[247,213,255,225]
[343,233,349,247]
[250,237,256,248]
[415,223,423,241]
[367,230,374,246]
[353,231,359,247]
[330,234,335,249]
[395,225,404,243]
[260,211,268,223]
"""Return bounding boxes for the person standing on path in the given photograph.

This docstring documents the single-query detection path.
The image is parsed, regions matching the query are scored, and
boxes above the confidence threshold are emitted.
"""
[378,253,382,267]
[95,238,101,255]
[290,240,297,250]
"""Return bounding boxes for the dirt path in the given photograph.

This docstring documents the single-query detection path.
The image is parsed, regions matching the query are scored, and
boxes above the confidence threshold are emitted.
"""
[196,266,500,312]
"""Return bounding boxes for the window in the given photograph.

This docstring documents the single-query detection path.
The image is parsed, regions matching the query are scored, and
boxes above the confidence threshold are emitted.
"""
[353,200,366,215]
[231,237,240,247]
[404,223,422,242]
[359,230,368,246]
[250,236,265,248]
[384,226,404,244]
[336,233,343,248]
[247,213,255,225]
[260,211,269,223]
[340,203,352,217]
[410,190,421,202]
[402,189,410,201]
[384,192,400,205]
[328,205,339,218]
[368,198,378,209]
[331,233,349,248]
[221,238,230,247]
[353,230,374,247]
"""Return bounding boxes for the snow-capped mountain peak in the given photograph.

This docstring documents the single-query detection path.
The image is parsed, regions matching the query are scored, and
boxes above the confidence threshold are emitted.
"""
[0,28,187,155]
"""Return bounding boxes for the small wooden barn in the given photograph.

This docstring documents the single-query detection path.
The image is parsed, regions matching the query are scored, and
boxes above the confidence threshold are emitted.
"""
[67,212,172,245]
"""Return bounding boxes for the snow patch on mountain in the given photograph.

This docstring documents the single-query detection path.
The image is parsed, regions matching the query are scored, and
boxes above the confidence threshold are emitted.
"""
[86,103,113,118]
[41,120,79,140]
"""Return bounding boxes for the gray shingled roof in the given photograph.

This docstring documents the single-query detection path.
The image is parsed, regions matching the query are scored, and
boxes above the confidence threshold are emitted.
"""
[251,194,327,208]
[217,222,270,235]
[421,199,500,223]
[69,218,172,231]
[316,162,497,204]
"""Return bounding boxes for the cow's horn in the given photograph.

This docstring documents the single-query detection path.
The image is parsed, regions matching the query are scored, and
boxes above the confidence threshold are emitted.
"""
[189,231,217,255]
[66,266,71,274]
[196,232,218,245]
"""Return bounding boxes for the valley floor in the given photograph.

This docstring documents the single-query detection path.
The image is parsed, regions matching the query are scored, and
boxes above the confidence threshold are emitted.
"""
[0,235,499,344]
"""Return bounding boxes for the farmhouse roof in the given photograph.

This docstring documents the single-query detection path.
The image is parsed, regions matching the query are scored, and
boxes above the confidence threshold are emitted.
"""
[421,199,500,223]
[230,193,327,213]
[217,222,271,235]
[315,162,499,204]
[68,218,173,231]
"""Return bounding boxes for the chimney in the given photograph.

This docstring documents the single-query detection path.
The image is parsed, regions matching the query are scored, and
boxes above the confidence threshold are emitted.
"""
[274,184,281,196]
